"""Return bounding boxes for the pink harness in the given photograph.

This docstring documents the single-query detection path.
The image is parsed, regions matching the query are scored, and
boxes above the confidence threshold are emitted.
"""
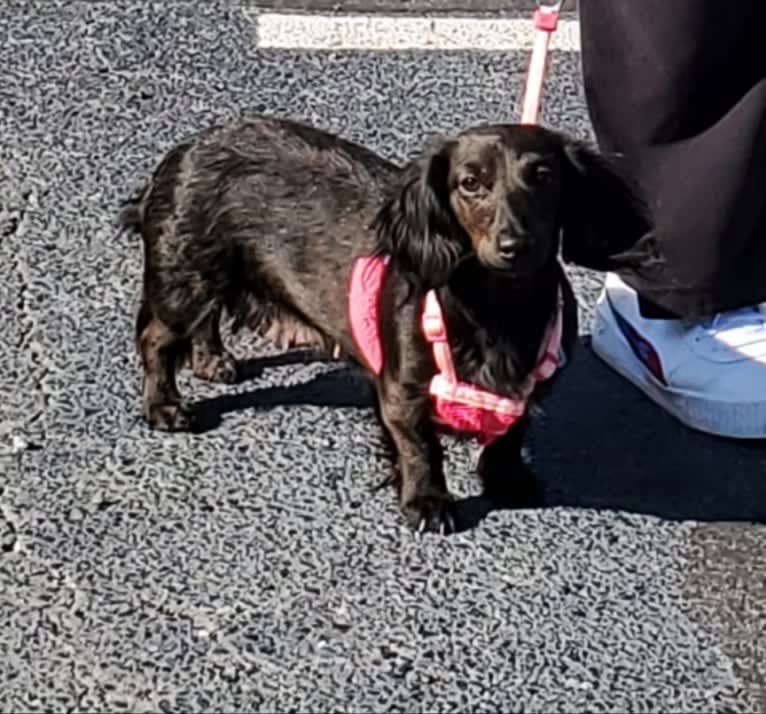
[346,1,566,445]
[348,255,564,445]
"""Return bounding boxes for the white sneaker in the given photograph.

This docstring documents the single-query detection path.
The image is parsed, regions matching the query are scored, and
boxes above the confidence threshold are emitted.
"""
[591,272,766,439]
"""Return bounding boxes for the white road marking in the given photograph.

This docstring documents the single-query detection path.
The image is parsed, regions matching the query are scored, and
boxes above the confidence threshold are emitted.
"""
[251,12,580,51]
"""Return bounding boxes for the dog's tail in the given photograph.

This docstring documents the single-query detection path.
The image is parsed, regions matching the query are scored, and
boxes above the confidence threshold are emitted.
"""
[118,181,150,233]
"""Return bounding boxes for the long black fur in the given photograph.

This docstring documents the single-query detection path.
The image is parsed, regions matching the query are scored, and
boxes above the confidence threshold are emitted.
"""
[120,115,656,534]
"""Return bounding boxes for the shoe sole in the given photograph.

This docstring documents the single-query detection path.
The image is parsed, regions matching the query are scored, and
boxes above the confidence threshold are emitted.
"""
[591,298,766,439]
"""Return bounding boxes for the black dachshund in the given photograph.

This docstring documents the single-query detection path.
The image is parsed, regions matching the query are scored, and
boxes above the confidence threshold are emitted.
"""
[120,115,654,534]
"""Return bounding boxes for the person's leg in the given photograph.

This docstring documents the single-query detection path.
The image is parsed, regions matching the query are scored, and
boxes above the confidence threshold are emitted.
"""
[579,0,766,438]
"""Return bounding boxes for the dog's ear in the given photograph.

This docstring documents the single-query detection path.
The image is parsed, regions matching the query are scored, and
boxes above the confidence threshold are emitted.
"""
[560,138,661,273]
[373,138,464,288]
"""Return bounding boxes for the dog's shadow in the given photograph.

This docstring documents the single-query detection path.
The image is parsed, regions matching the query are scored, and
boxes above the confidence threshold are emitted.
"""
[192,350,375,425]
[190,339,766,531]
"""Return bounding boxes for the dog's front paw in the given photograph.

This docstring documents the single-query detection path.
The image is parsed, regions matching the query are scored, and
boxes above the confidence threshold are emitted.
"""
[145,402,195,432]
[401,490,457,535]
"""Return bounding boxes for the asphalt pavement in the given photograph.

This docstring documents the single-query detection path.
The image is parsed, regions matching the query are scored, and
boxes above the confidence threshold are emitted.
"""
[1,1,765,712]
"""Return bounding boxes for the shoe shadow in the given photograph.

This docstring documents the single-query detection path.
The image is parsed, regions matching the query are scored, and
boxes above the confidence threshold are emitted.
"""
[190,338,766,529]
[527,336,766,524]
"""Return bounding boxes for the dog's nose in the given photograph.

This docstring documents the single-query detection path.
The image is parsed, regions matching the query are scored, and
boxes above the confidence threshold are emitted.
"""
[497,235,528,260]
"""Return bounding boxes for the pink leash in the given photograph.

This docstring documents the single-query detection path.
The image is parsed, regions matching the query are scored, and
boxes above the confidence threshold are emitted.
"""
[520,0,565,125]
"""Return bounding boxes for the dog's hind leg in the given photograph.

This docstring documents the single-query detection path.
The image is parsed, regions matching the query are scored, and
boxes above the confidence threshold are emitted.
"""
[190,306,238,383]
[137,303,193,431]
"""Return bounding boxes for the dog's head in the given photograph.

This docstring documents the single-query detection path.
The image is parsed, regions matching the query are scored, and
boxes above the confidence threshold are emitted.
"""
[374,123,658,287]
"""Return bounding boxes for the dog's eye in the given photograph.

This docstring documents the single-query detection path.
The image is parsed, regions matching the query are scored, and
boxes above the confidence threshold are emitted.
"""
[533,164,554,185]
[460,176,481,193]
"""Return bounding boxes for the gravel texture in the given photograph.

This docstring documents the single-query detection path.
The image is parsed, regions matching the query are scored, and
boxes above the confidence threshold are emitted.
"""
[1,1,764,712]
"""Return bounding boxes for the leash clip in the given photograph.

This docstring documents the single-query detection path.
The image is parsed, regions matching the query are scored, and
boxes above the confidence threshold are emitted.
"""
[533,0,563,31]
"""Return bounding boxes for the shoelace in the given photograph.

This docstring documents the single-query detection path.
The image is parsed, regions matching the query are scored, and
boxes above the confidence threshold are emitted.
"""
[690,304,766,356]
[702,305,766,335]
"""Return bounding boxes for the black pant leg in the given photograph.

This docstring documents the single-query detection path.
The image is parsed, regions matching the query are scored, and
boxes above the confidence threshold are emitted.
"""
[578,0,766,318]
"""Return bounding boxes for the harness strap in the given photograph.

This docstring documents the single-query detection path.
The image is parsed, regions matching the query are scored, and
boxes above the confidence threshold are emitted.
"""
[421,287,564,399]
[422,290,457,383]
[530,295,563,381]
